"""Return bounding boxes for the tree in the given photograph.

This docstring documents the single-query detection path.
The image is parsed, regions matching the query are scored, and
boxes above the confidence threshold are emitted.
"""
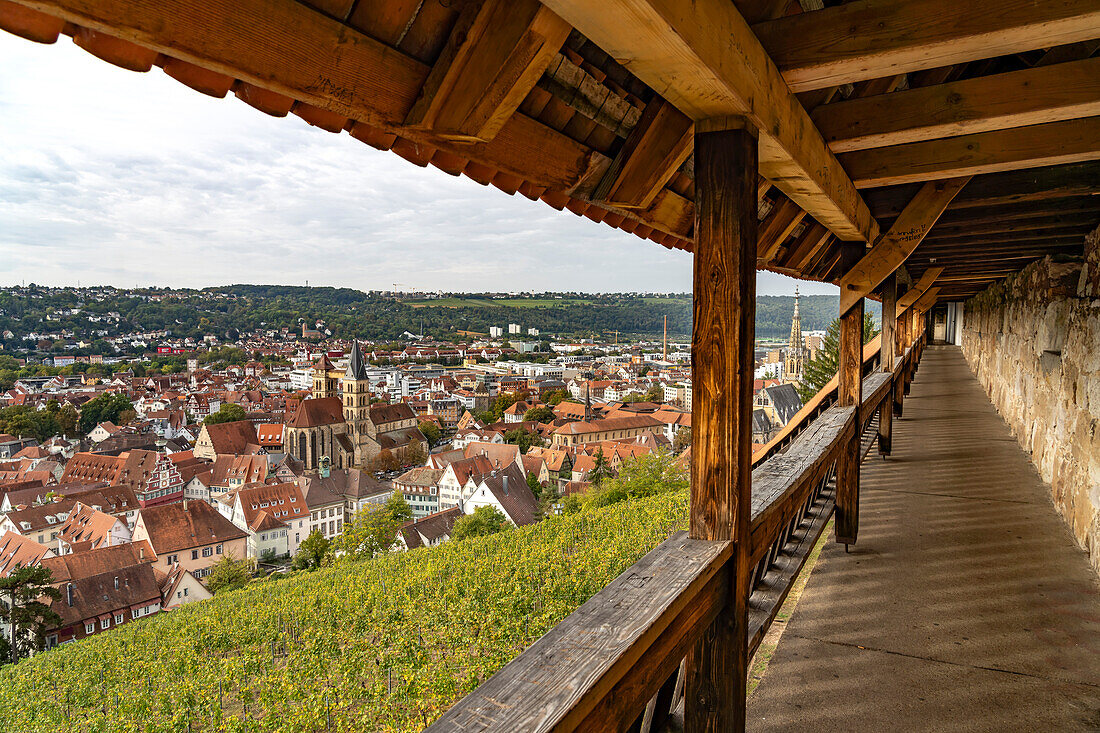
[673,426,692,453]
[291,530,331,571]
[403,441,428,467]
[0,565,61,663]
[204,403,247,425]
[589,450,689,508]
[206,554,254,594]
[589,447,612,486]
[57,404,78,436]
[545,389,570,406]
[797,313,879,402]
[525,470,543,500]
[418,421,441,447]
[523,406,555,423]
[77,392,134,434]
[116,408,137,426]
[333,495,412,558]
[372,449,400,472]
[645,385,665,403]
[504,428,543,454]
[451,506,508,541]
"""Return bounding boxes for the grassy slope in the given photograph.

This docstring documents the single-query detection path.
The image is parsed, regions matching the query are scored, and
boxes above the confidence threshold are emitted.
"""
[0,491,688,733]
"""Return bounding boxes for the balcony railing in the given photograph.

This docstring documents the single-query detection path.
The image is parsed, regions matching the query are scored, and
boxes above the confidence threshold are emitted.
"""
[428,334,924,733]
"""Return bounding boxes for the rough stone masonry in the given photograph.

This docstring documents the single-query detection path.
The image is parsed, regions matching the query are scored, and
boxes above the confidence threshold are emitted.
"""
[961,224,1100,574]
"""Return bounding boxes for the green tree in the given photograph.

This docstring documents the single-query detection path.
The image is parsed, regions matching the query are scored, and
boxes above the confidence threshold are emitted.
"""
[544,389,570,406]
[589,450,689,508]
[57,405,78,436]
[0,565,61,662]
[523,406,555,423]
[204,403,247,425]
[504,429,543,454]
[418,421,441,447]
[291,530,331,571]
[589,447,612,486]
[206,554,255,594]
[333,495,412,558]
[451,506,508,541]
[525,470,543,500]
[77,392,134,434]
[796,313,880,403]
[645,385,665,402]
[673,426,692,453]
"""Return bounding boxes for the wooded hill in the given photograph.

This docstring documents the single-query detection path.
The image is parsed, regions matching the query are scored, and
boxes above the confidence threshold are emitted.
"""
[1,285,849,346]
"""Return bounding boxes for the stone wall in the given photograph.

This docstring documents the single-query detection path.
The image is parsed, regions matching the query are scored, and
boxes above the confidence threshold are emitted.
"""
[960,225,1100,573]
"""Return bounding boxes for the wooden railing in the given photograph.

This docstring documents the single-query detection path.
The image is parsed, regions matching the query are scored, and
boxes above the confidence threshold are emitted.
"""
[428,334,926,733]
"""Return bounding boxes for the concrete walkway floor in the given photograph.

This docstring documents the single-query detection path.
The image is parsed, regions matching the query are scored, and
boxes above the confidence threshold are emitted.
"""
[747,346,1100,732]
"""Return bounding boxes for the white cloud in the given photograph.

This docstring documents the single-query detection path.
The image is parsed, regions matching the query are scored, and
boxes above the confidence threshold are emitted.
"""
[0,33,833,297]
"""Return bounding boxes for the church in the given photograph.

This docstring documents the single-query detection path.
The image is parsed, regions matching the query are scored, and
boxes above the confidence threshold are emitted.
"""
[283,342,427,470]
[783,287,806,382]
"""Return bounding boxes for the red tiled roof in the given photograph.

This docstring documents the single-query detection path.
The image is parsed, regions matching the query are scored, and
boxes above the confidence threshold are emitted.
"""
[286,397,344,428]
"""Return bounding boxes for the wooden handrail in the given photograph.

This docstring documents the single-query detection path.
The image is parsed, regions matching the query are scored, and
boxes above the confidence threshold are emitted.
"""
[431,333,927,733]
[754,334,884,464]
[426,532,733,732]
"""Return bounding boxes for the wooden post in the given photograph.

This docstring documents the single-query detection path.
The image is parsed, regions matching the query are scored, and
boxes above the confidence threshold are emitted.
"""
[835,242,864,547]
[686,122,757,733]
[878,273,896,456]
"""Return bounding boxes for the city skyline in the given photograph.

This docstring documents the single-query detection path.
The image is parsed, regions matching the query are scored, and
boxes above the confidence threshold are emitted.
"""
[0,34,837,298]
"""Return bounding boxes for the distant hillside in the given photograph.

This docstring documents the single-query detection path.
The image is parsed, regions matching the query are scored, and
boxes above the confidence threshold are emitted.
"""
[0,491,688,732]
[1,286,874,345]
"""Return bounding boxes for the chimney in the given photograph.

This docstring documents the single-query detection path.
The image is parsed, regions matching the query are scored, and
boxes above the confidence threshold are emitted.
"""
[66,583,73,606]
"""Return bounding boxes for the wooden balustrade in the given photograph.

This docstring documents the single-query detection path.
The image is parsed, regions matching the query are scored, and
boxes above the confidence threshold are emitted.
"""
[429,336,925,733]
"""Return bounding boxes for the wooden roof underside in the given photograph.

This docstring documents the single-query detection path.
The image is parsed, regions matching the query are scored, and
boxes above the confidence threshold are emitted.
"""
[2,0,1098,303]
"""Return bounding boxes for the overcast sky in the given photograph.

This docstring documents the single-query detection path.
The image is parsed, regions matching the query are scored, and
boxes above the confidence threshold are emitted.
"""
[0,33,836,297]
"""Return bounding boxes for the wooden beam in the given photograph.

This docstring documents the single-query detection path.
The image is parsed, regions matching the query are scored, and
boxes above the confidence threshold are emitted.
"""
[404,0,571,142]
[541,0,879,242]
[777,221,831,270]
[593,96,694,209]
[757,196,807,262]
[913,285,942,314]
[840,117,1100,188]
[897,266,944,312]
[835,242,863,546]
[686,123,757,732]
[813,57,1100,152]
[752,0,1100,92]
[924,214,1100,239]
[877,273,896,455]
[839,177,969,313]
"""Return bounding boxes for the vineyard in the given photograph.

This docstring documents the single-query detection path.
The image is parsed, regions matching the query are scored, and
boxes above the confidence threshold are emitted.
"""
[0,490,688,732]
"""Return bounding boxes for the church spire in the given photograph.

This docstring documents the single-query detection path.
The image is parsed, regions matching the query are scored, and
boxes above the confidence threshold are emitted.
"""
[345,340,368,381]
[785,287,804,381]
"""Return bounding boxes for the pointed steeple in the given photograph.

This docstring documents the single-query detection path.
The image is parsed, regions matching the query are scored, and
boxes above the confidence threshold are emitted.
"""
[345,340,368,381]
[584,383,592,422]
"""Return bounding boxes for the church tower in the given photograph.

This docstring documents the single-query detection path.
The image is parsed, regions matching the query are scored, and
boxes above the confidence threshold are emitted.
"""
[342,341,371,445]
[312,354,339,398]
[784,287,804,382]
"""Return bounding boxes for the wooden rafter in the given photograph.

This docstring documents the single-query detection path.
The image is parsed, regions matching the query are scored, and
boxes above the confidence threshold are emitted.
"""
[813,57,1100,152]
[897,267,944,313]
[404,0,571,143]
[753,0,1100,91]
[593,96,693,209]
[541,0,879,242]
[839,177,969,313]
[912,286,942,313]
[756,196,806,262]
[841,117,1100,188]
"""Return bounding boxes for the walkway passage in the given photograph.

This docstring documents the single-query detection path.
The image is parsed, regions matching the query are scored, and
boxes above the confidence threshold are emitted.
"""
[748,346,1100,732]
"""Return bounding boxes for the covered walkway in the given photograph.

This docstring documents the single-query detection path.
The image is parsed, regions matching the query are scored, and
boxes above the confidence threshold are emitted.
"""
[748,346,1100,731]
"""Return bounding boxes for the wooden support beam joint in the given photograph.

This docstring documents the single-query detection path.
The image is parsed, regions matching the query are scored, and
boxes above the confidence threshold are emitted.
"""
[405,0,571,143]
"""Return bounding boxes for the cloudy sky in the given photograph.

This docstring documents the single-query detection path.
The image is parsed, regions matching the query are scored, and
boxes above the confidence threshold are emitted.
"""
[0,33,835,296]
